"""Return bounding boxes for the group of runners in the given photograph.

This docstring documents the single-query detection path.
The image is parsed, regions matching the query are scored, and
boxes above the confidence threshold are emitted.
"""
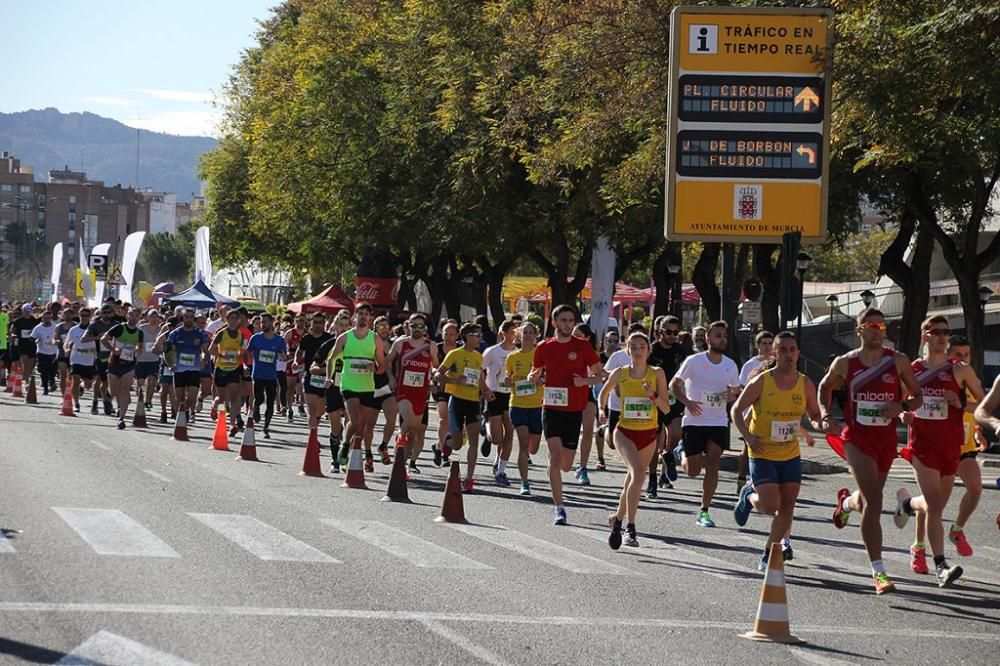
[2,298,998,594]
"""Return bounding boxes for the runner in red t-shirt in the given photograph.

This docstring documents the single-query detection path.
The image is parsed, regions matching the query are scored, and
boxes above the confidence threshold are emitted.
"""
[818,308,922,595]
[384,313,439,475]
[529,304,601,525]
[895,315,985,586]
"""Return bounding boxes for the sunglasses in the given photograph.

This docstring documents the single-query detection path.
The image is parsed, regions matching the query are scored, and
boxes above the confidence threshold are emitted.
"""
[660,329,678,335]
[410,323,427,330]
[926,328,950,337]
[861,322,887,331]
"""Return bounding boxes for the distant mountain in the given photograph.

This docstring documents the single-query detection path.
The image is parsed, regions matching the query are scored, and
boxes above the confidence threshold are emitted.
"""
[0,108,216,201]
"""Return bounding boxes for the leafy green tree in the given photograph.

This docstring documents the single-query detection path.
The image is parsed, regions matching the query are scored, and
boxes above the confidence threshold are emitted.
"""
[136,224,195,285]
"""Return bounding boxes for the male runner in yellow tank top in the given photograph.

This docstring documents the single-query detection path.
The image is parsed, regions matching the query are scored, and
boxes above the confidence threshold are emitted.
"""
[731,331,826,571]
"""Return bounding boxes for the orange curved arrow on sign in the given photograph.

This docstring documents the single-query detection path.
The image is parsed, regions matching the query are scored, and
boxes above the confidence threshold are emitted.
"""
[796,144,816,164]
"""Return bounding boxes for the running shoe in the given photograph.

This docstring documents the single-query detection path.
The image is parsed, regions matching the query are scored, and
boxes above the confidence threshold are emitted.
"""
[893,488,912,529]
[910,545,928,574]
[263,429,271,440]
[757,553,769,572]
[657,474,673,490]
[229,424,240,437]
[596,458,607,471]
[159,412,168,424]
[576,467,591,486]
[936,563,963,588]
[781,538,793,562]
[624,524,639,548]
[330,460,340,474]
[696,510,715,527]
[519,482,531,496]
[480,435,492,457]
[833,488,851,529]
[664,451,678,481]
[948,527,973,557]
[117,419,126,430]
[364,453,375,474]
[644,481,658,499]
[298,404,306,416]
[287,410,294,424]
[462,477,475,494]
[553,507,568,525]
[873,572,895,595]
[432,445,442,468]
[408,461,421,475]
[104,399,114,416]
[378,444,392,465]
[495,472,511,487]
[91,403,99,415]
[608,516,622,551]
[734,481,754,527]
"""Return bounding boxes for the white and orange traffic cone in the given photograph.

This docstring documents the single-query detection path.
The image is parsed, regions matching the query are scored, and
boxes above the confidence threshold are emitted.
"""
[11,370,24,398]
[341,436,367,488]
[237,417,259,462]
[435,460,467,524]
[24,376,38,404]
[171,409,190,441]
[300,427,325,477]
[740,542,803,644]
[60,387,77,417]
[132,392,148,428]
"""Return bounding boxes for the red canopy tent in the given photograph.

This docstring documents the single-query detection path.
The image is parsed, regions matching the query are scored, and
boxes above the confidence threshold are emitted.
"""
[286,284,355,314]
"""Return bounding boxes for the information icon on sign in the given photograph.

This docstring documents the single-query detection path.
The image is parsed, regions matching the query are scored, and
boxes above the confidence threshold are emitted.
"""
[689,24,718,54]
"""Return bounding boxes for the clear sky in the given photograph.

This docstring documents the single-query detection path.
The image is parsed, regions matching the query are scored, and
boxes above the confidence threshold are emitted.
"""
[2,0,278,137]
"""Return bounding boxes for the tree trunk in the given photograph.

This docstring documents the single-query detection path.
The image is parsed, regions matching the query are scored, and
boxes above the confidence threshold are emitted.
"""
[753,245,781,334]
[528,231,593,333]
[477,257,509,327]
[692,243,721,321]
[877,208,932,358]
[651,245,671,318]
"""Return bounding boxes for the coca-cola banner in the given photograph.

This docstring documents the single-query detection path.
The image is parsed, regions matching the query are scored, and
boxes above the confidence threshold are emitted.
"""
[355,276,400,307]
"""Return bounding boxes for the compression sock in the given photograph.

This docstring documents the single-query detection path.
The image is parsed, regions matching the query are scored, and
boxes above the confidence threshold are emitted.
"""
[871,560,886,575]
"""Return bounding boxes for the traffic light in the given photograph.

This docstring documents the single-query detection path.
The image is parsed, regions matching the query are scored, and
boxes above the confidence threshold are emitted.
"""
[780,232,802,323]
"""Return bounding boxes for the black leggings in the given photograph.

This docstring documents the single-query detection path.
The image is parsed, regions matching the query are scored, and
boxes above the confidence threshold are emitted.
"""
[37,353,57,390]
[277,372,288,409]
[253,379,278,429]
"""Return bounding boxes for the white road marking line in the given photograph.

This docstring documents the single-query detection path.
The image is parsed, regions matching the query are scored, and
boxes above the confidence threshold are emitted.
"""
[90,439,111,451]
[142,469,172,483]
[448,524,634,576]
[323,519,490,570]
[788,646,857,665]
[56,630,196,665]
[188,514,337,563]
[567,526,745,581]
[418,619,511,666]
[53,508,179,558]
[0,603,997,641]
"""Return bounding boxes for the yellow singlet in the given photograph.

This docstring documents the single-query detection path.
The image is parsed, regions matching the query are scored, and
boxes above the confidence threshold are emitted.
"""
[748,370,806,461]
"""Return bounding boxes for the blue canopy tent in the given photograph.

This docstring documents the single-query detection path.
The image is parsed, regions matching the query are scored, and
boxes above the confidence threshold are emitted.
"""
[161,280,240,309]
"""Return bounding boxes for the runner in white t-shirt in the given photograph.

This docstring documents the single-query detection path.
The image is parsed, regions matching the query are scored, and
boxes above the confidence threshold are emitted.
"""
[737,330,775,491]
[30,313,60,395]
[670,320,741,527]
[482,321,517,486]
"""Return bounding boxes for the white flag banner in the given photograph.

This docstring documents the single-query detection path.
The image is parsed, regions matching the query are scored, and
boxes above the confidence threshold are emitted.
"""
[590,236,616,341]
[90,242,111,307]
[50,242,63,303]
[120,231,146,303]
[194,225,212,287]
[78,237,92,299]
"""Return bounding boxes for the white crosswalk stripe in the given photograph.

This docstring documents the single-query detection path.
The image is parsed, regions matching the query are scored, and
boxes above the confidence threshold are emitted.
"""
[323,519,491,570]
[53,508,179,558]
[189,513,338,562]
[448,524,635,575]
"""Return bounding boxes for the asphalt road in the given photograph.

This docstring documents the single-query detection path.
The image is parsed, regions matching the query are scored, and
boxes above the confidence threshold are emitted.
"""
[1,390,998,665]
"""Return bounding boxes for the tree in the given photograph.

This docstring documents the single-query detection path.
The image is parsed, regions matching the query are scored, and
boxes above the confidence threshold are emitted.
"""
[136,224,195,285]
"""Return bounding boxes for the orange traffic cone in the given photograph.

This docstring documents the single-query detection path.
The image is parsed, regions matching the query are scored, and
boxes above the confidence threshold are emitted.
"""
[60,387,77,417]
[236,417,259,462]
[381,443,411,503]
[3,363,15,393]
[340,435,367,488]
[25,376,38,404]
[300,427,326,478]
[740,542,803,644]
[133,392,148,428]
[171,409,189,441]
[12,369,24,398]
[210,409,230,451]
[435,460,467,524]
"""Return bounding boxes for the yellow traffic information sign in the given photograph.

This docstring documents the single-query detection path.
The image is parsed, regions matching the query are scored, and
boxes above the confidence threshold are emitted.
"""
[665,6,833,244]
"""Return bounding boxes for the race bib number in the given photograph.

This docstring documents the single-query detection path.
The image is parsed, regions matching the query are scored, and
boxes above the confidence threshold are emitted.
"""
[178,352,197,368]
[258,350,276,364]
[374,384,392,398]
[162,365,174,377]
[309,373,327,389]
[462,367,480,386]
[496,377,511,393]
[856,400,889,426]
[118,346,135,362]
[144,342,156,353]
[622,397,653,421]
[221,350,239,364]
[76,347,94,357]
[915,395,947,421]
[543,386,569,407]
[514,380,537,397]
[963,420,972,442]
[276,360,287,372]
[702,390,727,409]
[348,358,371,375]
[403,370,425,388]
[770,420,799,443]
[667,389,677,406]
[20,330,32,339]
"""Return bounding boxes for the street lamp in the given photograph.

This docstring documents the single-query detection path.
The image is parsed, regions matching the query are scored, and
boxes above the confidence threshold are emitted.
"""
[796,252,811,370]
[860,289,875,309]
[826,293,839,337]
[667,257,681,317]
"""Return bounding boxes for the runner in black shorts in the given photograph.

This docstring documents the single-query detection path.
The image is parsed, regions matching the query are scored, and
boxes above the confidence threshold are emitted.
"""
[648,315,688,493]
[310,313,349,471]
